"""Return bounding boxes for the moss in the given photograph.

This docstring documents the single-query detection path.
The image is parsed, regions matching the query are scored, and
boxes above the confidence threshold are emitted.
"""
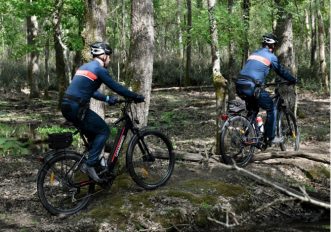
[306,165,330,180]
[180,179,246,197]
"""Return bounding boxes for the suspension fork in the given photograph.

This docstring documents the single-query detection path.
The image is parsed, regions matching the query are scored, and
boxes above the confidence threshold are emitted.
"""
[136,131,155,162]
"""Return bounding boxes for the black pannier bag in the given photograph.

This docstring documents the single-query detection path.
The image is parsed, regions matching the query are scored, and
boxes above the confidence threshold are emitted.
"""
[227,99,246,113]
[47,132,73,149]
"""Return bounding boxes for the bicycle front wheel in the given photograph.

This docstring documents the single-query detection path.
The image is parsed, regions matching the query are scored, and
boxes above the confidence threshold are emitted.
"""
[126,130,175,190]
[37,151,94,216]
[220,115,257,167]
[277,110,300,151]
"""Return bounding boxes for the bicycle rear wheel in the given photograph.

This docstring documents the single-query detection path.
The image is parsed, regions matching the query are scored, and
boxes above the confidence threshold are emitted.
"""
[126,130,175,190]
[220,115,257,167]
[277,110,300,151]
[37,151,94,216]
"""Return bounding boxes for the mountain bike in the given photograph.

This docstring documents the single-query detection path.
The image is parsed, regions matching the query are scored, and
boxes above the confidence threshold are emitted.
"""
[219,81,300,167]
[36,99,175,216]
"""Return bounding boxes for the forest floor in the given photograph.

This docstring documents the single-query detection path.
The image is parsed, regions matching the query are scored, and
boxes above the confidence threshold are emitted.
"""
[0,88,329,232]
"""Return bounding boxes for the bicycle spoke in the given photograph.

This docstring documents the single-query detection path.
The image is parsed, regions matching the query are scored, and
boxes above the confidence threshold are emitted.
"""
[220,116,256,167]
[127,130,174,189]
[37,152,94,215]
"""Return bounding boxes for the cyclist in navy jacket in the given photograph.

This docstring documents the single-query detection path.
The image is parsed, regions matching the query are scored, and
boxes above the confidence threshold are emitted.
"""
[236,33,297,147]
[61,42,144,182]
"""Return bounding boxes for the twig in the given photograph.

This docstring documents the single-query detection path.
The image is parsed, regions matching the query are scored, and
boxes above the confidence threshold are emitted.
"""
[207,216,237,228]
[253,197,296,215]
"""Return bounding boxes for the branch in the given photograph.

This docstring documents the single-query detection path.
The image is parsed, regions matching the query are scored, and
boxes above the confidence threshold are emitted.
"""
[253,151,329,164]
[230,162,330,209]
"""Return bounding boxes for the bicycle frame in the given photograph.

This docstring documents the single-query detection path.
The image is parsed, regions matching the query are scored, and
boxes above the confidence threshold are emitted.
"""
[69,101,139,187]
[106,105,135,171]
[220,81,294,148]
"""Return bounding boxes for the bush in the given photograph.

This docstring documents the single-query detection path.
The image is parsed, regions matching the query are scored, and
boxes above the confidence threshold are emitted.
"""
[0,60,27,92]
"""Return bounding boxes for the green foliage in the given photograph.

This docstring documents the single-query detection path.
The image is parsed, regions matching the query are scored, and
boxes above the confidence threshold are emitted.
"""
[0,0,329,90]
[36,125,80,147]
[0,123,30,157]
[0,137,29,156]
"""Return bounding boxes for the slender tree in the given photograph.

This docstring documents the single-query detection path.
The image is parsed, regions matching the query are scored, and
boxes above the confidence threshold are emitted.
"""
[242,0,250,67]
[310,1,318,75]
[53,0,68,107]
[26,0,40,98]
[207,0,227,155]
[184,0,192,86]
[126,0,154,126]
[82,0,109,118]
[316,2,329,92]
[227,0,236,101]
[304,9,311,55]
[44,38,50,99]
[176,0,184,86]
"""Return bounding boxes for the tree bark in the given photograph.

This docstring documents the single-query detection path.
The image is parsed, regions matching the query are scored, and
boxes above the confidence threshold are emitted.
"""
[207,0,227,156]
[310,2,318,76]
[184,0,192,86]
[316,4,329,93]
[227,0,236,101]
[241,0,250,67]
[274,0,297,115]
[126,0,154,126]
[26,0,40,99]
[176,0,184,86]
[304,9,311,55]
[82,0,109,118]
[53,0,69,108]
[44,38,50,99]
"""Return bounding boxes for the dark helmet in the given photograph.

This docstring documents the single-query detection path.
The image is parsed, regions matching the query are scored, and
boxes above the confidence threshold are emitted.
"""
[262,33,278,45]
[90,42,112,56]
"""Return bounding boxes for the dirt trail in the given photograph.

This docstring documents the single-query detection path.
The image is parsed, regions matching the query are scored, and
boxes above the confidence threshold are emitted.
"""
[0,90,329,231]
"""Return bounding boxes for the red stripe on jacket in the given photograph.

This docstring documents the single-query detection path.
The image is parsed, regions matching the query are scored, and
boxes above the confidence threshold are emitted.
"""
[75,70,98,81]
[248,55,271,66]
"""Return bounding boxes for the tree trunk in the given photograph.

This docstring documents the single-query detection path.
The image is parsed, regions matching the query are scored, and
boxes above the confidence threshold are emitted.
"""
[304,9,311,55]
[44,38,50,99]
[71,17,84,78]
[176,0,184,86]
[53,0,69,108]
[184,0,192,86]
[274,0,297,116]
[310,2,318,76]
[316,5,329,93]
[126,0,154,126]
[241,0,250,67]
[26,0,40,99]
[82,0,109,118]
[227,0,236,101]
[207,0,227,155]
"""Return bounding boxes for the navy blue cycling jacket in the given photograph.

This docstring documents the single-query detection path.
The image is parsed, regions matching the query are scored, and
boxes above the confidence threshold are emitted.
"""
[239,47,296,84]
[65,59,138,102]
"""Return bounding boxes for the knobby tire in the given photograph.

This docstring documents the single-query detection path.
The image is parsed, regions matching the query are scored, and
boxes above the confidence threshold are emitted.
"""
[126,130,175,190]
[37,151,94,216]
[220,115,257,167]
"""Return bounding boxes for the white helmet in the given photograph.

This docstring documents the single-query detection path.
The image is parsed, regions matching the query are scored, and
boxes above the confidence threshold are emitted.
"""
[262,33,278,45]
[90,42,112,56]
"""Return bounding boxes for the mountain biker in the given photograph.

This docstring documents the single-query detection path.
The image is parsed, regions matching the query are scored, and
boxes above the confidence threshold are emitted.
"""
[235,33,297,147]
[61,42,144,182]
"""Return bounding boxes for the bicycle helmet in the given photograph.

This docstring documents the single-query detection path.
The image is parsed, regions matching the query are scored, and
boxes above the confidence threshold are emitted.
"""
[262,33,278,45]
[90,42,112,56]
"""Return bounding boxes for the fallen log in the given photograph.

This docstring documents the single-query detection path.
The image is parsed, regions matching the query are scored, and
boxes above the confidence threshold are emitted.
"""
[253,151,329,164]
